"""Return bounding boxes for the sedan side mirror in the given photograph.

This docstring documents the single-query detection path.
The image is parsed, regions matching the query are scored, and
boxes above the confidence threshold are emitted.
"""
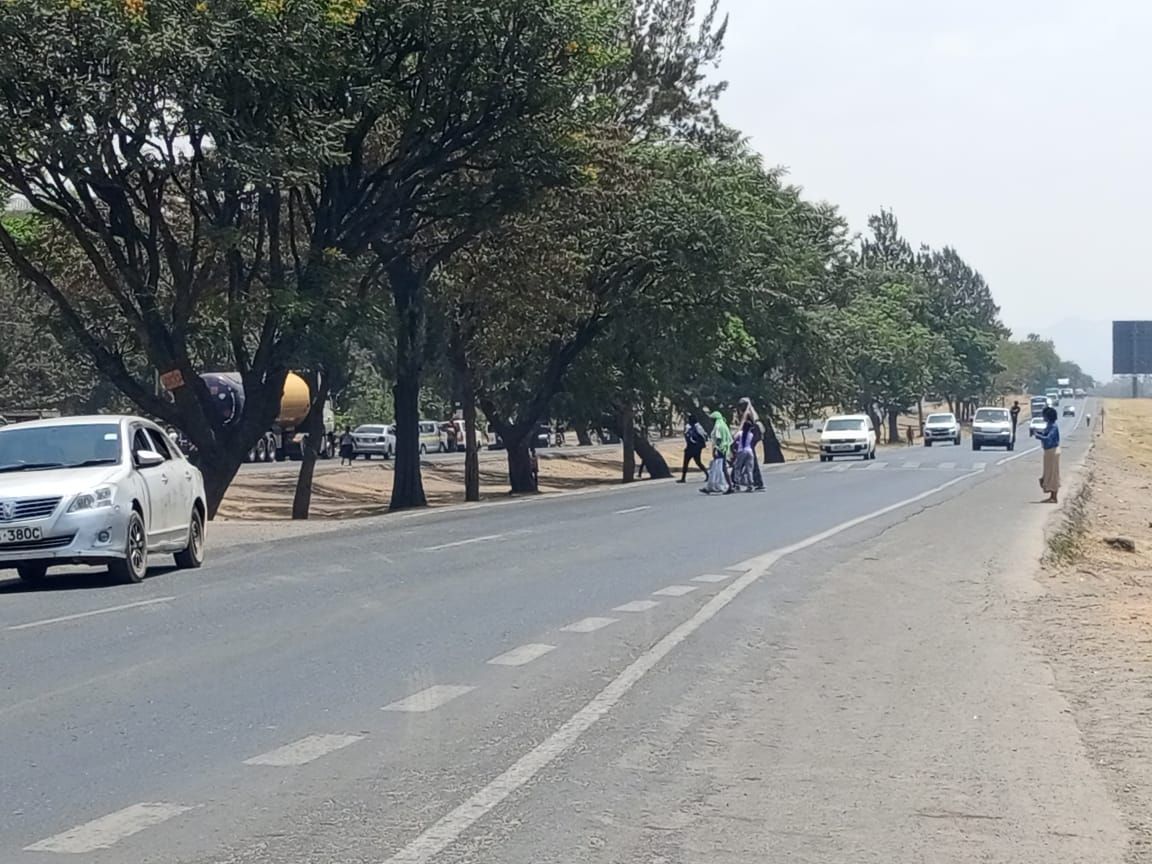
[135,449,164,469]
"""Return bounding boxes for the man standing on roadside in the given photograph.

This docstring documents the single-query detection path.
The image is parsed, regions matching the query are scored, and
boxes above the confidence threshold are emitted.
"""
[1009,400,1021,446]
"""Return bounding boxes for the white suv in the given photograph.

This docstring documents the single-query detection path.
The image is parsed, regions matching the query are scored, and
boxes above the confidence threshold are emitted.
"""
[819,414,877,461]
[923,412,961,446]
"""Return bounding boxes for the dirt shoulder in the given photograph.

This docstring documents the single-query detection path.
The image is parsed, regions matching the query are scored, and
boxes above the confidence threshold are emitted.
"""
[1027,399,1152,861]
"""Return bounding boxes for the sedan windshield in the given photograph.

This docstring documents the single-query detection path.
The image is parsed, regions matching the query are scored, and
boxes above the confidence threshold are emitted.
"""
[824,419,865,432]
[974,410,1009,423]
[926,414,955,424]
[0,423,122,471]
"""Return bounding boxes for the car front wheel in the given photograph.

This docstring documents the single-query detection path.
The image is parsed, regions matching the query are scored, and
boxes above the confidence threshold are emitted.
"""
[108,511,148,584]
[174,507,205,570]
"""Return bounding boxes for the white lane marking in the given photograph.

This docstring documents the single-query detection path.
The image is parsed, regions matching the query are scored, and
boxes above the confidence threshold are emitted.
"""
[243,733,364,767]
[487,644,556,667]
[652,585,698,597]
[382,685,476,713]
[902,460,921,469]
[613,600,660,612]
[863,461,889,470]
[614,505,651,515]
[24,802,196,853]
[378,469,980,864]
[828,463,851,472]
[7,597,175,632]
[997,445,1041,466]
[691,573,733,584]
[421,535,502,552]
[937,461,956,470]
[972,461,988,471]
[560,617,617,633]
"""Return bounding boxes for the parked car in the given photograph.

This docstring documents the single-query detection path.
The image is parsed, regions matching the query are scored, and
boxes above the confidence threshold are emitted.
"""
[819,414,877,461]
[0,415,206,585]
[415,420,445,455]
[922,412,961,446]
[970,407,1013,451]
[351,424,395,459]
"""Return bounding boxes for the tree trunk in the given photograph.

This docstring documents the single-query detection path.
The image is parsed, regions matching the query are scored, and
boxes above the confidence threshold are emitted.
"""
[463,380,480,503]
[574,421,592,446]
[199,451,245,521]
[762,418,786,464]
[291,372,330,521]
[620,403,636,483]
[887,409,900,445]
[634,433,672,479]
[389,260,427,511]
[506,438,537,493]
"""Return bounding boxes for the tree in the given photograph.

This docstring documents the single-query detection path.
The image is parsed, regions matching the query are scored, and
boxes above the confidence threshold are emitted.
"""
[0,0,619,516]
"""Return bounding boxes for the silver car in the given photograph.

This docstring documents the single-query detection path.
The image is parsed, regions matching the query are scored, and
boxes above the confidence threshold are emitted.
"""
[351,424,395,459]
[0,415,207,585]
[923,412,961,446]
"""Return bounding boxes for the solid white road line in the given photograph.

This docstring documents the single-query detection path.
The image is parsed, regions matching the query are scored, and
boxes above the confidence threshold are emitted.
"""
[487,644,556,667]
[613,505,651,515]
[25,802,196,854]
[421,535,502,552]
[378,469,982,864]
[560,617,618,634]
[382,686,476,713]
[691,573,733,584]
[612,600,661,613]
[652,585,698,597]
[243,734,365,767]
[7,597,175,632]
[997,444,1041,466]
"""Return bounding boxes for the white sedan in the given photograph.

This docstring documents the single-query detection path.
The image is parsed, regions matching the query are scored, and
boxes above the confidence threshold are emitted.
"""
[0,415,206,585]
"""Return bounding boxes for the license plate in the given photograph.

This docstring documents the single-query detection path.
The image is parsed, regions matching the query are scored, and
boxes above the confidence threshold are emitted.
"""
[0,526,42,545]
[832,444,853,451]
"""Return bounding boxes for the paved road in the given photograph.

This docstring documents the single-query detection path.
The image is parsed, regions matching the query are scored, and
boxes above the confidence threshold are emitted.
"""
[1,406,1123,862]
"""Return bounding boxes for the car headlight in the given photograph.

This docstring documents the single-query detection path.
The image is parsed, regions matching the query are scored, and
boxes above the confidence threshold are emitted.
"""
[67,485,115,513]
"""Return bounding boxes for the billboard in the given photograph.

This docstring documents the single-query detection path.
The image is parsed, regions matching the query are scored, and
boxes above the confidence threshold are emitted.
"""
[1112,320,1152,375]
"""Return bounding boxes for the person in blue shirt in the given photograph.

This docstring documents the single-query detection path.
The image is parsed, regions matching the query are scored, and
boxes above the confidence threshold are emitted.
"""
[1031,405,1061,503]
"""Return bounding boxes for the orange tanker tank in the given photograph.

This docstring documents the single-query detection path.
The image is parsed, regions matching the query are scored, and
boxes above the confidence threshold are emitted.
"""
[275,372,312,428]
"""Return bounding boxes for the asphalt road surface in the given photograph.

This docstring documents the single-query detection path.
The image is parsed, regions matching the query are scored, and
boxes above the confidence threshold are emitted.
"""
[1,406,1125,863]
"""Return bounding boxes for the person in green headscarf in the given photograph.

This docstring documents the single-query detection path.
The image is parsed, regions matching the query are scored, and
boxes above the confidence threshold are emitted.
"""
[701,410,733,494]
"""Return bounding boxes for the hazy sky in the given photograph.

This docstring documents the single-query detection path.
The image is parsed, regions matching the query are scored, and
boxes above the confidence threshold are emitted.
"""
[715,0,1152,377]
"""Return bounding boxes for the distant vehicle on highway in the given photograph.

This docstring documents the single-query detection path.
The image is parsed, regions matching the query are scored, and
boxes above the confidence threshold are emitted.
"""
[1029,415,1049,436]
[351,424,395,459]
[818,414,876,462]
[971,407,1013,451]
[1045,387,1061,406]
[1063,404,1077,417]
[1074,388,1086,399]
[1060,387,1074,400]
[922,412,961,447]
[1029,395,1051,417]
[0,415,206,585]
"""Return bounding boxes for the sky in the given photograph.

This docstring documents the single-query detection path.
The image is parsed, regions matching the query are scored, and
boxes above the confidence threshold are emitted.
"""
[714,0,1152,380]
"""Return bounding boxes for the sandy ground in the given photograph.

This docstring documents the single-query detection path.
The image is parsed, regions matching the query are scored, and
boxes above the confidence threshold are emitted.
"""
[217,436,817,522]
[1028,399,1152,860]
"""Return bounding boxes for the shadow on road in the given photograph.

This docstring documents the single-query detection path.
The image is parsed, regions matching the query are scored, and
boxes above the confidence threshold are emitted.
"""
[0,565,178,594]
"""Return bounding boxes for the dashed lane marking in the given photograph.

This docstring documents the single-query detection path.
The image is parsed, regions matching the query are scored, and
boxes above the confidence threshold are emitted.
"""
[421,535,502,552]
[7,597,175,632]
[691,574,733,584]
[382,686,476,713]
[652,585,698,597]
[487,644,556,667]
[243,734,365,767]
[614,505,651,515]
[560,617,618,634]
[901,461,921,469]
[612,600,660,613]
[24,803,197,854]
[937,461,956,470]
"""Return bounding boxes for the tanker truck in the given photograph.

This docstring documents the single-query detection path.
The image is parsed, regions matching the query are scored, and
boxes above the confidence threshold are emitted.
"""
[201,371,335,462]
